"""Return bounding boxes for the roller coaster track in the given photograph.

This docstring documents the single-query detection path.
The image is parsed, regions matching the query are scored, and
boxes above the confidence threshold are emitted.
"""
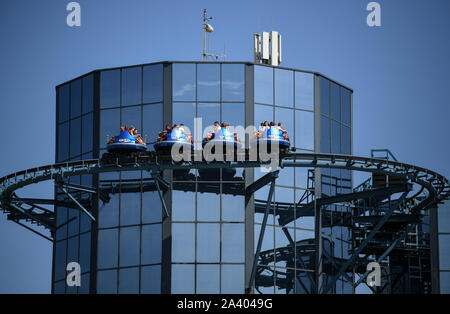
[0,152,449,293]
[0,153,449,238]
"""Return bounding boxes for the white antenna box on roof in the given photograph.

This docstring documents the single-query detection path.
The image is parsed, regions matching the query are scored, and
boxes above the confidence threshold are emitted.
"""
[254,31,282,66]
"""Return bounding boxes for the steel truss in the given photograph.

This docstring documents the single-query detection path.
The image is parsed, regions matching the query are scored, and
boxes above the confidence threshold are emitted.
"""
[0,153,449,293]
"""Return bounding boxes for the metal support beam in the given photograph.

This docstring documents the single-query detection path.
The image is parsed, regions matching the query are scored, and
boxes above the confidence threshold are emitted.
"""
[247,172,278,293]
[245,171,279,196]
[152,172,170,218]
[59,186,96,222]
[8,203,53,230]
[13,220,53,242]
[323,193,407,293]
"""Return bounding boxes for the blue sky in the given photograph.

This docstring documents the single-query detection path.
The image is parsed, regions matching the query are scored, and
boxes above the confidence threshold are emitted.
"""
[0,0,449,293]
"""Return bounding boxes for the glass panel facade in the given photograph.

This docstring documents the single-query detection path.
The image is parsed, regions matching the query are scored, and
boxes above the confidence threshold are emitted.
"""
[55,62,353,295]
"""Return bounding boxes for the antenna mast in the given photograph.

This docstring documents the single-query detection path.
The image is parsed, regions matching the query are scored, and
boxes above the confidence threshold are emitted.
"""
[202,9,226,61]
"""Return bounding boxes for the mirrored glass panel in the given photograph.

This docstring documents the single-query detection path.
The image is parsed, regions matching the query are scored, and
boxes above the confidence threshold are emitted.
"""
[97,269,117,294]
[254,104,274,128]
[341,87,351,126]
[172,223,195,262]
[173,102,196,136]
[320,77,330,116]
[142,191,162,223]
[100,70,121,108]
[221,265,244,294]
[58,122,69,161]
[173,63,196,101]
[70,117,81,158]
[143,103,163,145]
[121,106,141,132]
[119,226,140,267]
[196,264,220,294]
[97,228,118,269]
[198,102,220,130]
[198,64,220,101]
[81,113,93,154]
[295,110,314,150]
[141,265,161,293]
[222,223,244,262]
[143,64,163,103]
[58,84,70,123]
[320,116,330,153]
[70,79,82,119]
[222,103,244,128]
[221,192,244,222]
[118,267,139,294]
[122,67,142,106]
[197,191,220,221]
[197,223,220,262]
[222,64,244,101]
[331,120,341,154]
[330,82,340,121]
[142,224,162,264]
[82,74,94,114]
[172,264,195,293]
[295,72,314,111]
[255,66,273,105]
[100,108,120,149]
[275,69,293,107]
[172,190,195,221]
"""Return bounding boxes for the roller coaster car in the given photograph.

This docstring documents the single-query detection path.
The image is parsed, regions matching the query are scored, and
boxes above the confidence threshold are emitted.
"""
[253,126,291,155]
[154,128,193,158]
[202,127,241,151]
[107,130,147,153]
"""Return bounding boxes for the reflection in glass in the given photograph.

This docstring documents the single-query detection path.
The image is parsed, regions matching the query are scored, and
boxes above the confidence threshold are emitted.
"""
[82,113,93,154]
[99,194,119,228]
[221,193,244,222]
[172,223,195,262]
[142,224,162,264]
[122,67,142,106]
[222,64,244,101]
[172,264,195,293]
[255,66,273,105]
[173,102,196,135]
[254,104,273,127]
[54,240,67,281]
[173,63,196,101]
[197,223,220,262]
[143,103,163,145]
[197,264,220,294]
[100,70,121,108]
[97,228,118,269]
[295,110,314,150]
[198,64,220,101]
[222,103,245,128]
[141,265,161,293]
[330,82,340,121]
[172,191,195,221]
[295,72,314,111]
[79,232,91,271]
[331,120,341,154]
[82,74,94,114]
[97,270,117,294]
[119,226,140,267]
[221,264,244,293]
[222,223,244,262]
[142,191,162,223]
[58,122,69,161]
[275,69,293,107]
[120,193,141,226]
[70,117,81,158]
[121,106,141,132]
[70,79,82,119]
[198,102,220,130]
[275,107,293,138]
[439,235,450,270]
[100,108,120,148]
[143,64,163,103]
[321,116,330,153]
[341,126,351,155]
[197,192,220,221]
[341,87,351,126]
[320,77,330,116]
[119,267,139,294]
[58,84,70,122]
